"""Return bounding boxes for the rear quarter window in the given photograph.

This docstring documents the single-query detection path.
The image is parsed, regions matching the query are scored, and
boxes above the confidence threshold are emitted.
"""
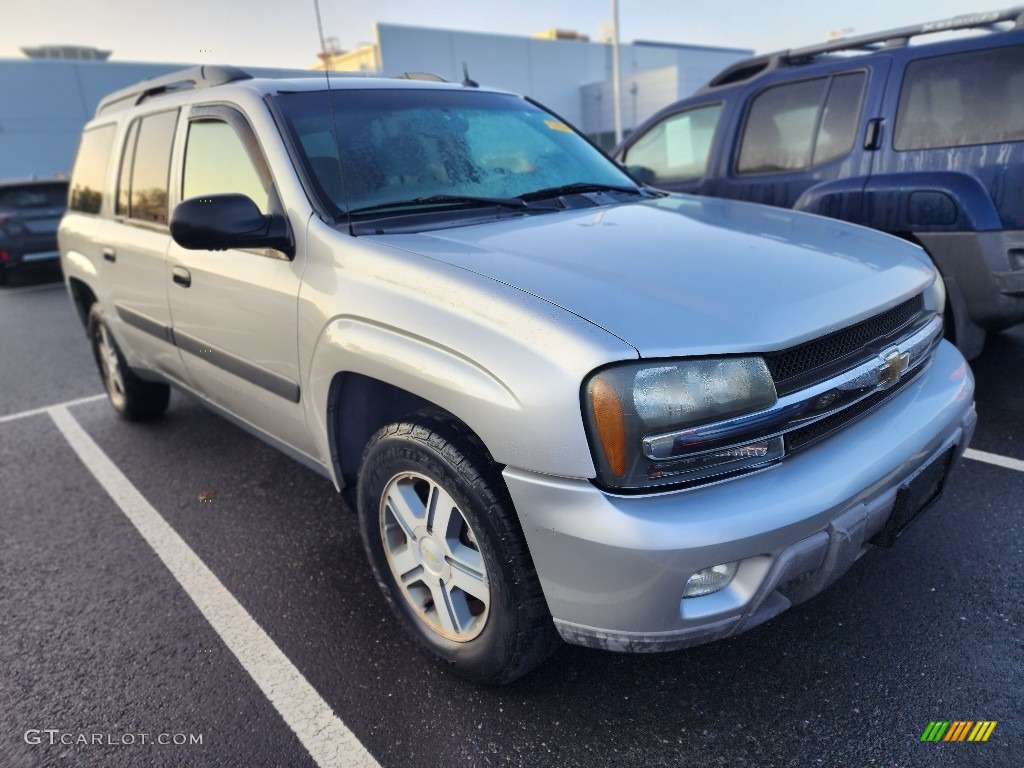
[894,46,1024,150]
[68,125,117,214]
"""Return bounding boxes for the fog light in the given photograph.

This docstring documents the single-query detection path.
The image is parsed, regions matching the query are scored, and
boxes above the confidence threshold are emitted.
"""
[683,561,738,598]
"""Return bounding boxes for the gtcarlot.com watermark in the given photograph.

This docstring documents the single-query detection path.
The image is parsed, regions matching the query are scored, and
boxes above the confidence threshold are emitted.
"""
[24,729,203,747]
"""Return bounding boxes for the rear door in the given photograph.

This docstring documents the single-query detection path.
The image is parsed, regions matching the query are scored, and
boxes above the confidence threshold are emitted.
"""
[711,59,890,220]
[868,40,1024,232]
[101,108,191,383]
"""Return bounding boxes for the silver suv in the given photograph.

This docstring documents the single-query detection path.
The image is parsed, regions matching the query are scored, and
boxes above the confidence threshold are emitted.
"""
[60,66,976,684]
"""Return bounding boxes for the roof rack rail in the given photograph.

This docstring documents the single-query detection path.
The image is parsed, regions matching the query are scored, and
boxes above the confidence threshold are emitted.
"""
[703,5,1024,90]
[389,72,448,82]
[95,65,252,117]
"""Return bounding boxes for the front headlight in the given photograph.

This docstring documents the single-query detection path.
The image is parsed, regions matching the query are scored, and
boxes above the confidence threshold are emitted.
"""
[923,270,946,316]
[583,357,781,490]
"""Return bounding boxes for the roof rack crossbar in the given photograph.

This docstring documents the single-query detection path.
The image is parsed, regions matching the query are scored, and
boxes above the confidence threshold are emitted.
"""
[95,65,252,116]
[705,6,1024,89]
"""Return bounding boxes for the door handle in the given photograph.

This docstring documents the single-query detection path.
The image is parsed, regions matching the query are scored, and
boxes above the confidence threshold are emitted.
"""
[102,248,116,263]
[863,117,884,150]
[172,266,192,288]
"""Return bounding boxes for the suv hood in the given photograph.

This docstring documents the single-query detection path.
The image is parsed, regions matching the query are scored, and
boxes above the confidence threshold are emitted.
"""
[370,195,936,358]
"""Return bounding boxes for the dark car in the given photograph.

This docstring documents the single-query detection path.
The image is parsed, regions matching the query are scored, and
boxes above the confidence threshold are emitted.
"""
[613,7,1024,359]
[0,178,68,285]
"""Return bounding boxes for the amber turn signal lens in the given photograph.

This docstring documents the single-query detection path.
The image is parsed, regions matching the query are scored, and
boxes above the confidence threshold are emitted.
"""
[590,378,627,478]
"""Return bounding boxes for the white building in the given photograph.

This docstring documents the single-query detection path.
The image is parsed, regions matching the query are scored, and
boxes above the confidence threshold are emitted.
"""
[324,23,752,148]
[0,56,309,179]
[0,25,751,179]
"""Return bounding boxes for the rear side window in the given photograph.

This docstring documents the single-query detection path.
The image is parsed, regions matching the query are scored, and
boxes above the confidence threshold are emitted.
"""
[623,104,722,183]
[737,72,866,174]
[68,125,116,214]
[116,110,179,225]
[894,46,1024,150]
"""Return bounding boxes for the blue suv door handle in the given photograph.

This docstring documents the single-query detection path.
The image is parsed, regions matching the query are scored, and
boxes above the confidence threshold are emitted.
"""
[864,118,884,150]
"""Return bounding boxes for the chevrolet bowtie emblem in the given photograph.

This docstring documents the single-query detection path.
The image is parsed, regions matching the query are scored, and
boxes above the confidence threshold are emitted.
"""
[877,349,910,389]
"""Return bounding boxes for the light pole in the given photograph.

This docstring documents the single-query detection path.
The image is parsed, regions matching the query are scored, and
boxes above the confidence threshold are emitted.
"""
[612,0,622,145]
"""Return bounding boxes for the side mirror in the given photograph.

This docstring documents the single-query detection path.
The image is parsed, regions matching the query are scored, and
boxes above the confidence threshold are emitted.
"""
[170,194,293,257]
[625,164,656,184]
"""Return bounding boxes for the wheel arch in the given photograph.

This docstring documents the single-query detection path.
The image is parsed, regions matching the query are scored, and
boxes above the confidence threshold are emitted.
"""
[67,277,98,329]
[327,371,488,493]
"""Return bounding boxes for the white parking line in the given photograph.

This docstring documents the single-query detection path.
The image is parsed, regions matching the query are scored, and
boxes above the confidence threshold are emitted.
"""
[47,405,381,768]
[0,393,106,425]
[964,448,1024,474]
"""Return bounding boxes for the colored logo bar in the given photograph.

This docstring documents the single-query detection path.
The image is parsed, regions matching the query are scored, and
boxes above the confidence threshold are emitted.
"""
[920,721,997,742]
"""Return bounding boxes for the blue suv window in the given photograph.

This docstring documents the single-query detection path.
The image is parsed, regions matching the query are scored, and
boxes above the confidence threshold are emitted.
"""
[737,72,866,174]
[894,46,1024,150]
[622,104,723,183]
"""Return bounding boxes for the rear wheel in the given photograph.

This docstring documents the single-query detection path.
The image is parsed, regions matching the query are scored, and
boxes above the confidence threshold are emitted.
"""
[357,412,560,684]
[88,304,170,420]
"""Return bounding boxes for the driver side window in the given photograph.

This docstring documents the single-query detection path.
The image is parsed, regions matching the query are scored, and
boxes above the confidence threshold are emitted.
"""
[183,119,269,213]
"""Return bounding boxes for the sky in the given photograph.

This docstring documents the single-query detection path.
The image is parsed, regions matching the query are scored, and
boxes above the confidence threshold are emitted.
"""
[1,0,1008,68]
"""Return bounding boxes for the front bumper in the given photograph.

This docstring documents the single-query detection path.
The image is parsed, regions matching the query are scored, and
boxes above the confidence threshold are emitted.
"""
[503,340,976,652]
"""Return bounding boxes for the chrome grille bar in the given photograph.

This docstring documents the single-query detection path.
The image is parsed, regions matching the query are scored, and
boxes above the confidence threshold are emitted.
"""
[642,315,944,461]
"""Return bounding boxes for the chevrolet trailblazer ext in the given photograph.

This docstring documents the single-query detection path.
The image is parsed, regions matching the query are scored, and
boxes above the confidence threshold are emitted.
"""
[59,67,975,684]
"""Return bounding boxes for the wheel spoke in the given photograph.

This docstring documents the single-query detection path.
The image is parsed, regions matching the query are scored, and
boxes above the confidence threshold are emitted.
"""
[428,579,461,635]
[447,557,489,604]
[427,485,459,537]
[390,543,423,583]
[384,481,425,540]
[97,325,125,403]
[109,359,125,393]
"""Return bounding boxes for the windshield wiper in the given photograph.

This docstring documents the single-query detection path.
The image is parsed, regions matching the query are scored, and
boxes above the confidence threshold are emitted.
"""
[347,194,527,217]
[517,182,644,201]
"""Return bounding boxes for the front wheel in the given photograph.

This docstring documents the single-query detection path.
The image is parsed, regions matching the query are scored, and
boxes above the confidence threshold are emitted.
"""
[356,412,559,684]
[88,304,170,420]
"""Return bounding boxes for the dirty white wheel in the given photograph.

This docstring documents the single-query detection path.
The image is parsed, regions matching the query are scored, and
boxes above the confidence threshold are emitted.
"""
[379,471,490,641]
[357,412,560,684]
[88,304,170,420]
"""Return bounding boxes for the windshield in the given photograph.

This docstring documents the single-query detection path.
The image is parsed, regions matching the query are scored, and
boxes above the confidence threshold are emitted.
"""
[272,88,636,218]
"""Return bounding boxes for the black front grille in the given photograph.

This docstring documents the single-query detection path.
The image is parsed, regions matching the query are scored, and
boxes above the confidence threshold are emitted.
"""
[765,295,926,396]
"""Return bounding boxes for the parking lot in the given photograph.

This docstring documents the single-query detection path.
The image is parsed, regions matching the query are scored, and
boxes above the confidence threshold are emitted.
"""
[1,265,1020,767]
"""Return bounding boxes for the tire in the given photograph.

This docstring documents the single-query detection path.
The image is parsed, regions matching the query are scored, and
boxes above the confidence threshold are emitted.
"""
[357,411,560,685]
[87,303,170,420]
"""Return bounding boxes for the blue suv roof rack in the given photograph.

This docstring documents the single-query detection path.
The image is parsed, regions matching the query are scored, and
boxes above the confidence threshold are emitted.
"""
[704,6,1024,90]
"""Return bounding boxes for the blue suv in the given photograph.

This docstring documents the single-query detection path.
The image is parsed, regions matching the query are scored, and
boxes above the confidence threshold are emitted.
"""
[614,7,1024,359]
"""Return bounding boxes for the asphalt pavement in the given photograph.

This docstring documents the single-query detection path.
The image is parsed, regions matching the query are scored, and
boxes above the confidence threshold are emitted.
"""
[1,266,1020,767]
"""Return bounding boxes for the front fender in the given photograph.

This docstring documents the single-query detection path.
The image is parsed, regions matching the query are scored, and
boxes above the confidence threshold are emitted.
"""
[299,219,637,483]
